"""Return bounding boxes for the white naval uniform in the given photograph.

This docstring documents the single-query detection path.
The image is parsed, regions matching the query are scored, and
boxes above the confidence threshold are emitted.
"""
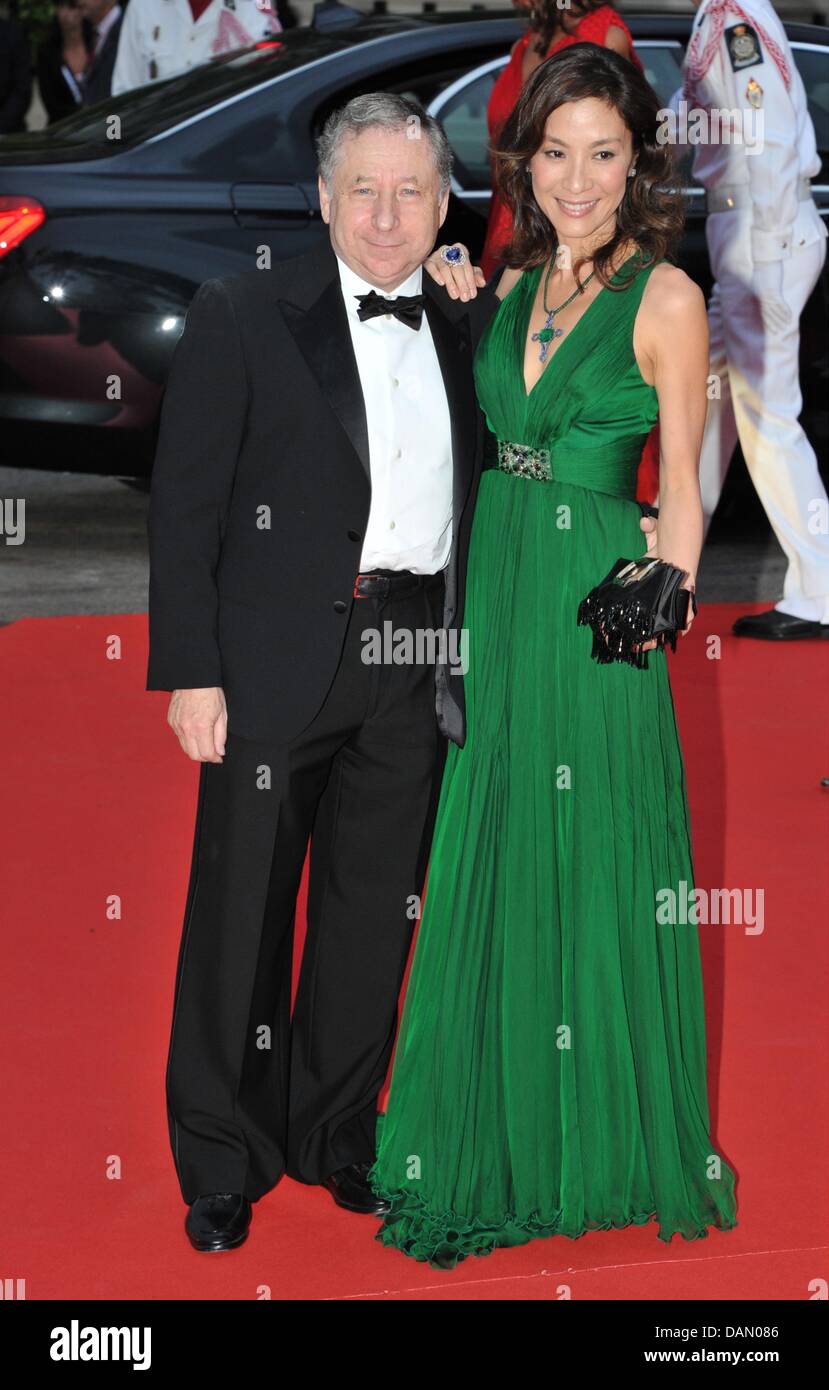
[111,0,281,96]
[676,0,829,624]
[335,255,454,576]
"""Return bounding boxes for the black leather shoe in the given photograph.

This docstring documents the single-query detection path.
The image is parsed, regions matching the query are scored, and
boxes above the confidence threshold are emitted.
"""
[319,1162,391,1215]
[185,1192,252,1251]
[732,610,829,640]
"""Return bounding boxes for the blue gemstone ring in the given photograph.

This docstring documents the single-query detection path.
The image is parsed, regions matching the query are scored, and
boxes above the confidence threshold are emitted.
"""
[441,245,467,266]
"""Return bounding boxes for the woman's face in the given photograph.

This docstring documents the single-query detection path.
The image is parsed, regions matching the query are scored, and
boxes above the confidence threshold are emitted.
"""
[527,97,635,245]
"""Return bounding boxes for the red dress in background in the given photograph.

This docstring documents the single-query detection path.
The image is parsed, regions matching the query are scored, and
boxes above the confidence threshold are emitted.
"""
[480,6,658,503]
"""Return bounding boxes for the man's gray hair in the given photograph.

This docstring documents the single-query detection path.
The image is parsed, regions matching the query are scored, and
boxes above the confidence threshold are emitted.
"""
[316,92,453,195]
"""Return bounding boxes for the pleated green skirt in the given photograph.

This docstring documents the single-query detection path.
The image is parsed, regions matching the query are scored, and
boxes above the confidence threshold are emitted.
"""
[367,469,739,1268]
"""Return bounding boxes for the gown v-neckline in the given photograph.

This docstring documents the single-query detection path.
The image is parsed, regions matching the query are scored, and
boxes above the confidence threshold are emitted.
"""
[520,251,642,401]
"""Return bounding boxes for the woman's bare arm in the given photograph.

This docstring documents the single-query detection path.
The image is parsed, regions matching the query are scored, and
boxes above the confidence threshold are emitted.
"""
[637,265,707,617]
[604,24,632,61]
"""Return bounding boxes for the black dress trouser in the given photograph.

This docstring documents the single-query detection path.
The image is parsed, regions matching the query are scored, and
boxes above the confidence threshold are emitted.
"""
[165,572,448,1203]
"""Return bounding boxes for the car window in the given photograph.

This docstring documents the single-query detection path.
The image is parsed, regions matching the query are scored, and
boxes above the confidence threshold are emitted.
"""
[637,42,695,190]
[636,42,685,108]
[309,46,508,151]
[793,44,829,182]
[435,64,503,190]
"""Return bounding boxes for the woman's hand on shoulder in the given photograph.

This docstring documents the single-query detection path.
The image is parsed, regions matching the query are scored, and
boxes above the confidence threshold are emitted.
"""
[424,244,486,301]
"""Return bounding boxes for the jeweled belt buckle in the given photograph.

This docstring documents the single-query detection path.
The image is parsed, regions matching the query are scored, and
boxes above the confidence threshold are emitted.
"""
[497,440,552,481]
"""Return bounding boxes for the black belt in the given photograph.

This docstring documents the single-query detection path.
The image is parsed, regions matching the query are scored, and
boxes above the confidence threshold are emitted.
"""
[352,568,445,599]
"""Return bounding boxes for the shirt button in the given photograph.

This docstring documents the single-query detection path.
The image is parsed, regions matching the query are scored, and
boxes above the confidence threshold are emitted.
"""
[389,521,396,530]
[393,448,402,459]
[347,529,361,542]
[391,376,399,387]
[333,600,347,613]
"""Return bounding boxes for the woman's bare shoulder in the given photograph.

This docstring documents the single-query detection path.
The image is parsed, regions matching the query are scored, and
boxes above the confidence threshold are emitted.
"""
[495,265,524,301]
[642,262,705,320]
[637,262,707,362]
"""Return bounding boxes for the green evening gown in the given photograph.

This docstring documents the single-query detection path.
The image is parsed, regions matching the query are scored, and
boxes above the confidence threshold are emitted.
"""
[367,251,739,1268]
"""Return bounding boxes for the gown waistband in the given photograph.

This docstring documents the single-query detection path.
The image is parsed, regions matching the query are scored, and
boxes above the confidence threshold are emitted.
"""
[482,430,642,501]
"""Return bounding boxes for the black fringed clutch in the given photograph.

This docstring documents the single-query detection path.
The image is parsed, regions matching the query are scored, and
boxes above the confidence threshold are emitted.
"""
[577,557,697,670]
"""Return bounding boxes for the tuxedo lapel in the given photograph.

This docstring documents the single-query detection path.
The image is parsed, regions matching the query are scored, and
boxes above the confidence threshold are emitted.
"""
[277,244,371,481]
[277,240,479,503]
[423,287,478,540]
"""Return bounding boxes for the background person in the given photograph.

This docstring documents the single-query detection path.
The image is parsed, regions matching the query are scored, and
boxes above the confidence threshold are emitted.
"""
[676,0,829,640]
[0,6,31,133]
[36,1,93,122]
[78,0,122,105]
[110,0,282,95]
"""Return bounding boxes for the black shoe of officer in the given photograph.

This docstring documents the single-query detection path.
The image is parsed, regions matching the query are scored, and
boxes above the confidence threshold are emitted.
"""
[185,1192,252,1251]
[320,1161,391,1215]
[732,609,829,640]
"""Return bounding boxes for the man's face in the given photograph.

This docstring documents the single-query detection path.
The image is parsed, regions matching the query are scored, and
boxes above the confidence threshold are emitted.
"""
[318,125,449,291]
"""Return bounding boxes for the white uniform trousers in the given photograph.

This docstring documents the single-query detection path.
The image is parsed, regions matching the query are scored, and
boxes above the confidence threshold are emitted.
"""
[698,204,829,624]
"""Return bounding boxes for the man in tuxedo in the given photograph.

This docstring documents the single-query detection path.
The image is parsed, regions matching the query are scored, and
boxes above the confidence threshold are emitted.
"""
[147,92,493,1252]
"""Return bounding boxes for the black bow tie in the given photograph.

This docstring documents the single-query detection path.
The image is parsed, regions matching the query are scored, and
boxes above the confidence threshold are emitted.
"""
[355,290,426,330]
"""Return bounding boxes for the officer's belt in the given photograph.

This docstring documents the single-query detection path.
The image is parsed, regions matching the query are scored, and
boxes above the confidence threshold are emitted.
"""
[705,176,813,213]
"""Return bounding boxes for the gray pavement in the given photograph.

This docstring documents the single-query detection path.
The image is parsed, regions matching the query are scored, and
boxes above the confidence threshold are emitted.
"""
[0,465,786,623]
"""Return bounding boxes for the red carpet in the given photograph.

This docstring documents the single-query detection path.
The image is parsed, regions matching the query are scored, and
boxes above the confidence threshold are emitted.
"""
[2,606,827,1299]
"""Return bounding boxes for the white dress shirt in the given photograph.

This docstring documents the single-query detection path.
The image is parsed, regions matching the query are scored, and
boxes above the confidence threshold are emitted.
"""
[335,254,454,575]
[673,0,824,263]
[93,3,122,57]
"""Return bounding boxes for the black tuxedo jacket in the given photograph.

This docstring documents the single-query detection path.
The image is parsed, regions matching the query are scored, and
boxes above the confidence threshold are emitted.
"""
[82,17,123,106]
[146,236,499,746]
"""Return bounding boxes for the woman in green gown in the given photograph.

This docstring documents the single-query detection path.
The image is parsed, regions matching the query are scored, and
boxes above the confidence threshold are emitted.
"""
[367,44,738,1267]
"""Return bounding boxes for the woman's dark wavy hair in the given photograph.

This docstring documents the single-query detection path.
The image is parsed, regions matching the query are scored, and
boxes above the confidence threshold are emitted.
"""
[493,42,685,292]
[526,0,607,57]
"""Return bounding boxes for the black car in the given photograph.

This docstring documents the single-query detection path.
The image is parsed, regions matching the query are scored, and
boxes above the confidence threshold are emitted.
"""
[0,2,826,478]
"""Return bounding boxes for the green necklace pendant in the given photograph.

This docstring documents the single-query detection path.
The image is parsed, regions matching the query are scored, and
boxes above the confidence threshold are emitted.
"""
[532,257,596,364]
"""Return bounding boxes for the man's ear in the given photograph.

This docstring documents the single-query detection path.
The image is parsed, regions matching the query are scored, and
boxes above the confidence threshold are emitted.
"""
[437,184,450,228]
[318,175,331,224]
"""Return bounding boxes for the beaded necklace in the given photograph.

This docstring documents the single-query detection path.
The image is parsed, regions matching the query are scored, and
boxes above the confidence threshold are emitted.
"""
[531,256,597,364]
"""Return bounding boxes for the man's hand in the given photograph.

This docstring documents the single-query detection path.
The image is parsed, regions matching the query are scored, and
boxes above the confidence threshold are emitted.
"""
[168,687,227,762]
